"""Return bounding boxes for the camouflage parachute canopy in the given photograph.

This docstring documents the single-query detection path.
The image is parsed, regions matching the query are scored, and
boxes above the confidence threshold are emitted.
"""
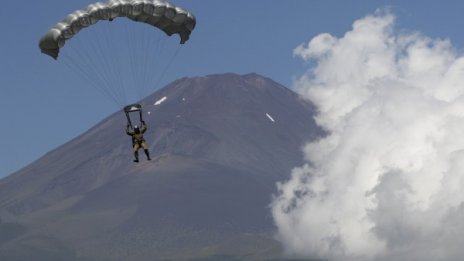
[39,0,196,59]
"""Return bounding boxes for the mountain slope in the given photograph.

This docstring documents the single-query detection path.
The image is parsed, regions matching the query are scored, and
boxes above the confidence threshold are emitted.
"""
[0,73,322,260]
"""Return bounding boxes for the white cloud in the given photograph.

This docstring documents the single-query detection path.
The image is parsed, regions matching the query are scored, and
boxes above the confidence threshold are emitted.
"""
[294,33,337,61]
[272,11,464,261]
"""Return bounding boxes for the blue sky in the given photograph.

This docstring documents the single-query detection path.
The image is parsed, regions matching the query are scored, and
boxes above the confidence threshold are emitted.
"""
[1,0,464,177]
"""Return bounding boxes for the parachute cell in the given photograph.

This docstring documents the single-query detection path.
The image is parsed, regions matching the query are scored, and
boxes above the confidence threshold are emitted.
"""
[39,0,196,59]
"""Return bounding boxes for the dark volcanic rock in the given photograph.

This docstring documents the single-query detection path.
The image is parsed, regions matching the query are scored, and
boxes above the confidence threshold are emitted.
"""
[0,73,322,260]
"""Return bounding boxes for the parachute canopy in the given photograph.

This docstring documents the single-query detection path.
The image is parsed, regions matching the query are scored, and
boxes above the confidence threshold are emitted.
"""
[39,0,196,59]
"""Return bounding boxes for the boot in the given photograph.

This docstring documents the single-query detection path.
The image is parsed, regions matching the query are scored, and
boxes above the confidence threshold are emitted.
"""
[144,149,151,160]
[133,151,139,163]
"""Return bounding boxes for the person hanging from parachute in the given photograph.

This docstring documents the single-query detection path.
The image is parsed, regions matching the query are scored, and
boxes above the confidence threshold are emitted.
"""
[38,0,196,162]
[126,122,151,162]
[124,104,150,162]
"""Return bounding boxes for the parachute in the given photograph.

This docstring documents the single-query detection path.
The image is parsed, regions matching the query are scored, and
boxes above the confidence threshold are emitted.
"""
[38,0,195,158]
[38,0,196,109]
[39,0,196,59]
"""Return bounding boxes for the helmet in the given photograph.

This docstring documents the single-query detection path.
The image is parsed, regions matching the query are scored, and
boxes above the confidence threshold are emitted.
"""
[134,125,140,134]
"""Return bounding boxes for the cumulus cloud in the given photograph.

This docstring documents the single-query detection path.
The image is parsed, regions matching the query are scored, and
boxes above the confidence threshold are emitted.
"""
[272,11,464,261]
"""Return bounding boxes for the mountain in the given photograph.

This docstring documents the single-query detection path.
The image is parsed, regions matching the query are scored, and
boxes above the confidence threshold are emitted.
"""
[0,73,322,261]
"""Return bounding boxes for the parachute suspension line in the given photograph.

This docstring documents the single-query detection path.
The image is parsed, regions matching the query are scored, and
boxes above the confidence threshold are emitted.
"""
[121,23,175,102]
[89,23,126,106]
[61,53,121,107]
[136,29,159,98]
[62,30,126,107]
[125,22,144,101]
[100,22,128,106]
[59,24,183,109]
[124,23,163,102]
[138,25,155,99]
[61,44,123,107]
[138,24,150,100]
[85,30,119,104]
[143,33,167,97]
[89,30,127,107]
[73,34,117,102]
[152,44,182,93]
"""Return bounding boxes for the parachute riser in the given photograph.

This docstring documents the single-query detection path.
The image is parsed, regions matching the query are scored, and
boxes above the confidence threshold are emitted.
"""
[125,111,133,129]
[124,103,144,129]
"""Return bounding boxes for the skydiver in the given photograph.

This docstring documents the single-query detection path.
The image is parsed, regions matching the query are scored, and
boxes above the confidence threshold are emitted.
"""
[126,121,151,162]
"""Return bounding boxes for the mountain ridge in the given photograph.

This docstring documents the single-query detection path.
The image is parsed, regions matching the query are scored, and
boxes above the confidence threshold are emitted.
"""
[0,73,322,260]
